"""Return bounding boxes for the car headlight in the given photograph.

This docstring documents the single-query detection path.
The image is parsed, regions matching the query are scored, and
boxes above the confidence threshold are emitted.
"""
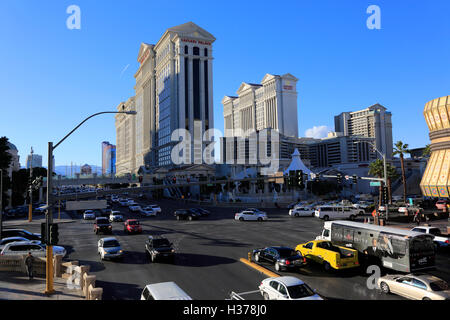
[171,249,175,253]
[119,250,123,253]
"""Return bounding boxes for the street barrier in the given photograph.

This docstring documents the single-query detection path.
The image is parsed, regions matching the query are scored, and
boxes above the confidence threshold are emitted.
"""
[0,255,102,300]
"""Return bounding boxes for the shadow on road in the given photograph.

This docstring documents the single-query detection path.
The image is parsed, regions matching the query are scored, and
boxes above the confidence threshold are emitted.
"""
[95,279,142,300]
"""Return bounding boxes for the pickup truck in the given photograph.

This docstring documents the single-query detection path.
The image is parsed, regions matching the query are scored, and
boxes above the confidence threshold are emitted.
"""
[410,226,450,249]
[295,240,359,271]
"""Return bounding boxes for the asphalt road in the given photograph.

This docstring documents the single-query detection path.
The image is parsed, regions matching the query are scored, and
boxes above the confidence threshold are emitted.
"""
[15,196,450,300]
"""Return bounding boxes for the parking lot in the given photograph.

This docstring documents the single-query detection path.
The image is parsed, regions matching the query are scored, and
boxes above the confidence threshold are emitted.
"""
[15,196,450,300]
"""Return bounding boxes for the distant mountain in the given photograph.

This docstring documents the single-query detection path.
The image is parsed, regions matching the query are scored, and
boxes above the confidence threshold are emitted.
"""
[54,165,102,176]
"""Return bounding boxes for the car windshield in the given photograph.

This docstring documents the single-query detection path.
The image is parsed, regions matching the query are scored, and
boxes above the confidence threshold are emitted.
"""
[429,280,449,291]
[287,284,315,299]
[428,229,443,236]
[96,219,108,224]
[128,221,139,225]
[278,249,298,258]
[153,239,170,247]
[103,240,120,248]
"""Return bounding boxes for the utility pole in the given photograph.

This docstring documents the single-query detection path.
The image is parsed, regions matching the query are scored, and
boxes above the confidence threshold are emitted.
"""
[29,147,33,222]
[45,142,54,295]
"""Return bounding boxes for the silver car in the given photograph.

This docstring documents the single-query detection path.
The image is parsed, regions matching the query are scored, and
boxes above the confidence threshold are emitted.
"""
[98,237,123,260]
[378,273,450,300]
[0,241,66,257]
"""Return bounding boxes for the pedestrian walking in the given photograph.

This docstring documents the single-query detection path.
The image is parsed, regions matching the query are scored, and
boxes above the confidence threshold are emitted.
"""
[24,252,34,280]
[413,209,420,226]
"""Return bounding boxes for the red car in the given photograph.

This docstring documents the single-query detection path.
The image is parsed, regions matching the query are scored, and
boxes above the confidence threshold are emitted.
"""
[124,219,142,234]
[435,200,448,211]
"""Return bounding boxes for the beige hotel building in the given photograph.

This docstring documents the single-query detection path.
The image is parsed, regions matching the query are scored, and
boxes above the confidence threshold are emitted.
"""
[115,22,215,174]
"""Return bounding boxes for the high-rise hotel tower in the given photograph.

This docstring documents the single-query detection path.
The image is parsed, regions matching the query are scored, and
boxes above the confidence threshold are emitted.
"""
[118,22,216,172]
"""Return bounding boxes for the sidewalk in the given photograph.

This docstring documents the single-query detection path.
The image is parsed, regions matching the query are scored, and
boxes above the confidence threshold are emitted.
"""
[0,272,84,300]
[3,211,75,228]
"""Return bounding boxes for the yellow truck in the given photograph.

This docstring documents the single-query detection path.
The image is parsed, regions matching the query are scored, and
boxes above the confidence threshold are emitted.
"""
[295,240,359,271]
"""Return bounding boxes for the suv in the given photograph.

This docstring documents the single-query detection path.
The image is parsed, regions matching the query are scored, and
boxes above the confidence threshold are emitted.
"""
[94,217,112,234]
[174,209,201,221]
[124,219,142,234]
[145,236,175,263]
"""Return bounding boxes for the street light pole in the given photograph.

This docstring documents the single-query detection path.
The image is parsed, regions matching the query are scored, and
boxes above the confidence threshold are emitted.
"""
[44,109,136,295]
[0,169,3,240]
[29,147,33,222]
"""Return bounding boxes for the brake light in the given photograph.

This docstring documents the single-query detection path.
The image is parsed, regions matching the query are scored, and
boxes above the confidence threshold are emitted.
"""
[285,260,291,265]
[355,261,359,265]
[303,257,306,263]
[446,240,449,244]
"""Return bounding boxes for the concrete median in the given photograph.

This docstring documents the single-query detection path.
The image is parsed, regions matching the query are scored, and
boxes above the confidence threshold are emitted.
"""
[239,256,280,278]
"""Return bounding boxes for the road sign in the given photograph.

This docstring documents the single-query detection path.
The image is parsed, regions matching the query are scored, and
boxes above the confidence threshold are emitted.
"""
[370,181,381,187]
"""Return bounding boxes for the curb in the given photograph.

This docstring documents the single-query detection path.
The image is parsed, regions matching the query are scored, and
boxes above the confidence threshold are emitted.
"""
[239,258,280,278]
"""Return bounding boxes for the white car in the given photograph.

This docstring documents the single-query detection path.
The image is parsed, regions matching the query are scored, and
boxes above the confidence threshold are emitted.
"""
[109,211,124,222]
[235,210,268,221]
[1,241,66,257]
[129,205,142,212]
[83,210,96,220]
[141,208,156,217]
[259,276,322,300]
[97,237,123,260]
[289,206,315,217]
[141,282,192,300]
[146,204,161,213]
[0,237,34,251]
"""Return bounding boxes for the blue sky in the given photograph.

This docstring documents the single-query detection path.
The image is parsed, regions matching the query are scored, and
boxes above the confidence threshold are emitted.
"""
[1,0,449,167]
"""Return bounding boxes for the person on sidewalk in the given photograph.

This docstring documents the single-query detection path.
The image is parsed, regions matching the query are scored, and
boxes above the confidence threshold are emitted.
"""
[413,209,421,226]
[25,252,34,280]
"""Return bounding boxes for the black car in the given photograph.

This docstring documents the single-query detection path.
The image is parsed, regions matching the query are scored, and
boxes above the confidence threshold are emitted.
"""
[145,236,175,263]
[174,209,201,221]
[253,246,307,271]
[94,217,112,234]
[1,229,41,241]
[100,208,112,218]
[191,208,210,216]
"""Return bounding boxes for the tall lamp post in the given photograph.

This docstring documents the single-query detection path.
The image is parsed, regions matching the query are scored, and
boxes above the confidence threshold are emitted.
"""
[358,140,389,221]
[28,147,33,222]
[44,110,136,295]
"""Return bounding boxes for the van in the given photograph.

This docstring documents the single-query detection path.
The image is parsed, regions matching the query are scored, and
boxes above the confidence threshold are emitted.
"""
[140,282,192,300]
[314,206,364,221]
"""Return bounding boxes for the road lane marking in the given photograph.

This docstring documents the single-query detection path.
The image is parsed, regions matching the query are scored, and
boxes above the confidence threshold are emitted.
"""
[239,258,280,278]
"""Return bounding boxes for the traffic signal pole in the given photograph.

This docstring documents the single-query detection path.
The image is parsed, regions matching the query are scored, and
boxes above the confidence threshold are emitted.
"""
[28,147,33,222]
[45,141,54,295]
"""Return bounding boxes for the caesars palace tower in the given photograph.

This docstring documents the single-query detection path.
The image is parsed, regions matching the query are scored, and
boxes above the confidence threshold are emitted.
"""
[116,22,215,173]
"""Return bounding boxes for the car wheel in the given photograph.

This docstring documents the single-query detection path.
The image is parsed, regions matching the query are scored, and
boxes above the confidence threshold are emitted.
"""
[239,217,244,221]
[422,297,431,300]
[323,261,331,271]
[275,262,281,271]
[294,213,299,217]
[380,281,390,294]
[257,217,263,222]
[254,253,260,262]
[263,292,270,300]
[323,215,330,221]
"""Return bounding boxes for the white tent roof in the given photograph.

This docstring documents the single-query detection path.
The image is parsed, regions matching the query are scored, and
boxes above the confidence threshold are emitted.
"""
[284,149,312,176]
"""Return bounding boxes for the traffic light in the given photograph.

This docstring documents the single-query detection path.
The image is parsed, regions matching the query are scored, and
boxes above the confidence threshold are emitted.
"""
[288,170,295,187]
[352,175,358,184]
[382,186,388,204]
[296,170,304,187]
[49,223,59,245]
[41,223,48,245]
[314,173,320,182]
[336,173,342,184]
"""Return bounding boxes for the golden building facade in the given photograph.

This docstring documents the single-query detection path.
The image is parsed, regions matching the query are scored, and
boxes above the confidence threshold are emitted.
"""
[420,95,450,197]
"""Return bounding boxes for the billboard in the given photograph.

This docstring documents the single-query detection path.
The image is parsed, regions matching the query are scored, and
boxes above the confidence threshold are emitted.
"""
[65,200,107,211]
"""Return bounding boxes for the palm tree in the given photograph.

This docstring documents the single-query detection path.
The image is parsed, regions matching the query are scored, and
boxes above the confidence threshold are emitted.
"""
[422,144,431,158]
[369,159,398,205]
[393,141,410,203]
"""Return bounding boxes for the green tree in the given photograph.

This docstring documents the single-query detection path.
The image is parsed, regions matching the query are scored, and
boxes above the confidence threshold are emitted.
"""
[393,141,410,203]
[0,137,13,210]
[422,144,431,158]
[369,159,398,205]
[11,167,47,206]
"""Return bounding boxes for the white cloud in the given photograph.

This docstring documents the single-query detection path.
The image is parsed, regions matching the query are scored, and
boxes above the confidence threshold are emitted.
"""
[120,64,130,78]
[304,126,332,139]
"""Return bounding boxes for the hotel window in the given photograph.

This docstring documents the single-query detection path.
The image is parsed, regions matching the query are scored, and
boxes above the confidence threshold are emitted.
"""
[204,48,208,57]
[184,46,188,54]
[193,46,199,56]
